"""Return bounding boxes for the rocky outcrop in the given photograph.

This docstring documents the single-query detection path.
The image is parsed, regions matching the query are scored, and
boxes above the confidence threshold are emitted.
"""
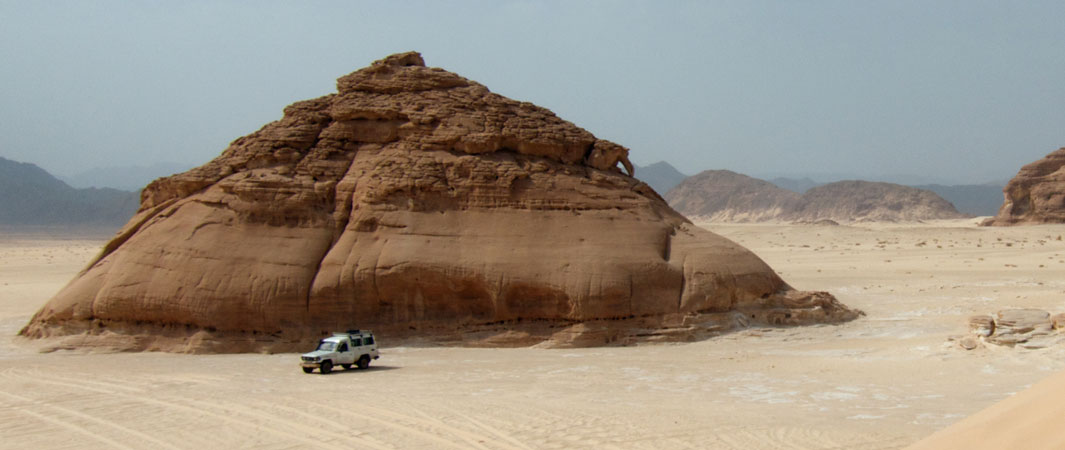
[665,170,801,222]
[20,52,859,353]
[984,147,1065,225]
[784,181,968,223]
[957,309,1065,350]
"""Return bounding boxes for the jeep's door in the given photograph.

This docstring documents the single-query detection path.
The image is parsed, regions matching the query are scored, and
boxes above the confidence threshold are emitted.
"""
[336,340,354,364]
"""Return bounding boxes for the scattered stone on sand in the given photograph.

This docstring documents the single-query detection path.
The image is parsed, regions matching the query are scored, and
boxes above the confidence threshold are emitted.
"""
[957,335,981,350]
[19,52,860,353]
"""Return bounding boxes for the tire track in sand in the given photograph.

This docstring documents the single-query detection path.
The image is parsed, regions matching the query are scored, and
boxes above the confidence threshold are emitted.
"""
[471,404,626,449]
[0,391,137,450]
[316,401,521,450]
[2,368,376,450]
[434,408,536,450]
[706,425,911,450]
[241,400,395,450]
[30,370,396,449]
[0,388,183,450]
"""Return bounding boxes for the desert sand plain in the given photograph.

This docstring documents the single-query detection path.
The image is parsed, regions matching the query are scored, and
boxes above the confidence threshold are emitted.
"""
[2,219,1064,449]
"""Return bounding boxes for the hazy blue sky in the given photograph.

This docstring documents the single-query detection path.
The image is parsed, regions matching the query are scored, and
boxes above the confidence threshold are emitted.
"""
[1,1,1063,184]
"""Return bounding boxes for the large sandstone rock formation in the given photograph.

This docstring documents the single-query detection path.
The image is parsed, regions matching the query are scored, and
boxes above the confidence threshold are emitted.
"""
[20,52,859,353]
[666,170,800,222]
[984,147,1065,225]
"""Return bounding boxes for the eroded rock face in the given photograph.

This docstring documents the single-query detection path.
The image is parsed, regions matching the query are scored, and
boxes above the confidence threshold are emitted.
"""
[21,52,859,352]
[984,147,1065,226]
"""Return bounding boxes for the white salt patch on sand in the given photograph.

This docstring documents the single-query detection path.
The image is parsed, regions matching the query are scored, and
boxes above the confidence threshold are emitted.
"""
[729,384,799,404]
[811,391,860,401]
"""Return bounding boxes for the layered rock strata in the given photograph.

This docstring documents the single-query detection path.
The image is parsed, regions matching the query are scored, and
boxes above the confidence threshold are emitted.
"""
[21,52,859,352]
[984,147,1065,225]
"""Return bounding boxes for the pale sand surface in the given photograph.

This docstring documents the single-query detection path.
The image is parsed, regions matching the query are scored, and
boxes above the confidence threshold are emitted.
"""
[2,219,1064,449]
[904,366,1065,450]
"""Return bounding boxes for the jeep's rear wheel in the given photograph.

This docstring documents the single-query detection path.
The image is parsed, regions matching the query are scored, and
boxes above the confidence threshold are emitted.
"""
[302,367,314,374]
[357,355,371,370]
[320,360,333,374]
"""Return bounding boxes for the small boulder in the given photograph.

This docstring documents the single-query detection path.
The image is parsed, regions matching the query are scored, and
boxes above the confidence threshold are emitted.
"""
[958,335,981,350]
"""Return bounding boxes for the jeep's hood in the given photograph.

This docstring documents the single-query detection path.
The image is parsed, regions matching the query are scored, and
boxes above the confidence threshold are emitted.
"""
[301,350,336,359]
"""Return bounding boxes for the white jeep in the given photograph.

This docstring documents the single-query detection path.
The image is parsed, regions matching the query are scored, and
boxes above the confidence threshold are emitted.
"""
[300,330,380,374]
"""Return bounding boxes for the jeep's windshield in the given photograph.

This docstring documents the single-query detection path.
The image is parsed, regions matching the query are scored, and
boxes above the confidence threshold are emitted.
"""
[316,341,336,351]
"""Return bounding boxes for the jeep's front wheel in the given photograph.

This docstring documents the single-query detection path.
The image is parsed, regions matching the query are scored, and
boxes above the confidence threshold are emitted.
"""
[357,355,371,370]
[320,360,333,374]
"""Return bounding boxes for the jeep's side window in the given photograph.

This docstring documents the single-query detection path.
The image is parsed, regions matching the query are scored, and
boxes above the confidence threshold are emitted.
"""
[338,342,348,352]
[365,336,375,345]
[351,338,362,346]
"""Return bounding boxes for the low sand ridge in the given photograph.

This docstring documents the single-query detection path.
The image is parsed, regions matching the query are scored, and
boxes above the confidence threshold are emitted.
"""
[3,220,1064,449]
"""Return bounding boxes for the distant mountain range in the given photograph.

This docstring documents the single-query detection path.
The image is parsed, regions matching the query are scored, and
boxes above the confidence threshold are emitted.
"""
[769,176,1005,216]
[768,177,821,194]
[666,170,967,223]
[59,162,193,191]
[787,180,967,222]
[639,161,1005,218]
[912,184,1005,217]
[0,157,139,226]
[665,170,800,222]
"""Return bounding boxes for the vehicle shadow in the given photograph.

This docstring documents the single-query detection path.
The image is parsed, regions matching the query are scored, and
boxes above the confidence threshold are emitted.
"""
[320,365,400,375]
